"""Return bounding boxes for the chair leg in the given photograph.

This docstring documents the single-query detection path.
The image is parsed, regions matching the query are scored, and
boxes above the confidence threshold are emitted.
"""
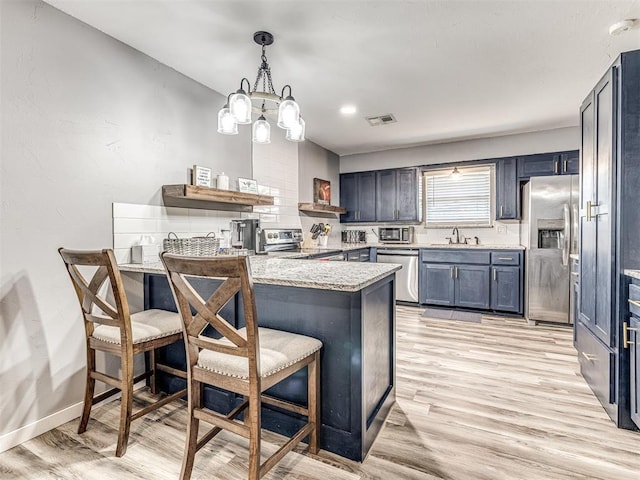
[149,348,158,395]
[308,351,320,454]
[78,347,96,434]
[248,393,261,480]
[180,380,201,480]
[116,355,134,457]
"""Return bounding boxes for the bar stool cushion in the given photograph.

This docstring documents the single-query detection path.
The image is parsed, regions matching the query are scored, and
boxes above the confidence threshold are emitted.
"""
[92,309,182,345]
[198,327,322,379]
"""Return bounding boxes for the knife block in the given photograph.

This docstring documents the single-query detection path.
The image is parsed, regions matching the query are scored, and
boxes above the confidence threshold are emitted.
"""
[302,232,318,249]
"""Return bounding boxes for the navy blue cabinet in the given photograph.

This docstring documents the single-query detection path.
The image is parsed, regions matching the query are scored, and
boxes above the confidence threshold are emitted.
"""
[559,150,579,175]
[375,168,419,222]
[420,249,522,313]
[491,266,520,313]
[346,248,370,262]
[495,158,519,220]
[341,168,419,223]
[517,150,580,179]
[517,153,557,178]
[340,172,376,223]
[576,49,640,430]
[455,265,491,309]
[421,263,455,305]
[626,280,640,429]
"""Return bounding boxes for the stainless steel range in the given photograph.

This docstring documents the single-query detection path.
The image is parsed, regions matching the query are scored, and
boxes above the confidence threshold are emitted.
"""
[261,228,303,253]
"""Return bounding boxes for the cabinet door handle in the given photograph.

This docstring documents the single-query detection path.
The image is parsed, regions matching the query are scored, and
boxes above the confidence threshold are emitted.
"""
[623,321,638,349]
[455,266,459,279]
[554,160,559,174]
[581,352,597,361]
[493,268,497,281]
[586,201,592,222]
[629,299,640,308]
[563,159,568,173]
[498,257,513,261]
[450,267,454,278]
[500,205,504,217]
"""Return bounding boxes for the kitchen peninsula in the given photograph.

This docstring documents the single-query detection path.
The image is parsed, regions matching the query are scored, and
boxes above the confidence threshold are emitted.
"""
[120,256,400,461]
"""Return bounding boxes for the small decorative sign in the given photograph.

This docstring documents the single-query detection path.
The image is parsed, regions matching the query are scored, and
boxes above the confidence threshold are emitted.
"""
[313,178,331,205]
[238,177,258,194]
[192,165,212,187]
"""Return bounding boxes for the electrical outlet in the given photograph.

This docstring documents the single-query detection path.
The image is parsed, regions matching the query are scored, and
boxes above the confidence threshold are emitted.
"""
[497,225,507,234]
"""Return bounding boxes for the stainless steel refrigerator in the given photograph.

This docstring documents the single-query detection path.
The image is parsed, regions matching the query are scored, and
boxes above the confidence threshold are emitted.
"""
[520,175,579,324]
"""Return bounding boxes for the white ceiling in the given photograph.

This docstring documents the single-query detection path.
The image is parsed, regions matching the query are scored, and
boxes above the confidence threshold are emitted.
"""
[44,0,640,156]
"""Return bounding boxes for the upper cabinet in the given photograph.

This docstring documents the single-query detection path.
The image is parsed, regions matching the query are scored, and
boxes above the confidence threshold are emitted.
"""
[517,150,579,179]
[375,168,419,222]
[495,157,519,220]
[340,171,376,222]
[341,167,420,223]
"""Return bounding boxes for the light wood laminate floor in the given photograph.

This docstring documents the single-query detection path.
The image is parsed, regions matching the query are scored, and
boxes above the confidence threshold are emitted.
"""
[2,306,640,479]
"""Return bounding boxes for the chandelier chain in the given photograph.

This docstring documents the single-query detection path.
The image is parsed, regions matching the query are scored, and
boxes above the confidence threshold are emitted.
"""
[252,45,276,96]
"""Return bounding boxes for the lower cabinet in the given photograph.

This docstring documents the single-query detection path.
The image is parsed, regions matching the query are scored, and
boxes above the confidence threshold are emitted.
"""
[420,249,523,314]
[346,248,370,262]
[626,278,640,429]
[491,266,520,312]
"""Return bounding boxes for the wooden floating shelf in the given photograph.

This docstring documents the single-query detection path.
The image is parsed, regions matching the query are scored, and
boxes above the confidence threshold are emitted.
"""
[298,203,347,215]
[163,184,274,212]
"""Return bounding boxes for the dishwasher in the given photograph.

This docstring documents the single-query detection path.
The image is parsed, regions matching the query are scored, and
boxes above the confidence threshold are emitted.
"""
[376,248,419,303]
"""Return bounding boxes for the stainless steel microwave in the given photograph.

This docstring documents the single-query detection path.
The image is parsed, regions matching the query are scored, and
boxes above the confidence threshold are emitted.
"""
[379,226,414,243]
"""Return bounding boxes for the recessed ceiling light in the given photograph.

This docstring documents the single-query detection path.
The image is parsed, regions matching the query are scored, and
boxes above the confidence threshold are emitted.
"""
[340,105,357,115]
[609,19,635,36]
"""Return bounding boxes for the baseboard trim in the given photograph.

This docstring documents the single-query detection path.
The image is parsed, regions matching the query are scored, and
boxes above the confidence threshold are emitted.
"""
[0,401,84,453]
[0,381,147,453]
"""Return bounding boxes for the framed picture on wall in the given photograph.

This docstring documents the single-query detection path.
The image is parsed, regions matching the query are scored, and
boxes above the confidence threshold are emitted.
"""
[313,178,331,205]
[192,165,212,187]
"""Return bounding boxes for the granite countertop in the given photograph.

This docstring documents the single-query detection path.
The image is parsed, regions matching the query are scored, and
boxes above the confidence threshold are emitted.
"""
[624,270,640,280]
[119,256,401,293]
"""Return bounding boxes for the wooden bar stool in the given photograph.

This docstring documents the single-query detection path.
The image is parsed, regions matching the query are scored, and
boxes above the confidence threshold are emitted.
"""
[161,253,322,480]
[58,248,187,457]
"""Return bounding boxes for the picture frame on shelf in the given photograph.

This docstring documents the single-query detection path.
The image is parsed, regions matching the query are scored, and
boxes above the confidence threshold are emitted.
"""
[313,178,331,205]
[238,177,258,194]
[192,165,212,187]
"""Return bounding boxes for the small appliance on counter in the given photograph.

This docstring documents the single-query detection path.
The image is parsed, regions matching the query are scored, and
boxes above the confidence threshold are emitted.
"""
[341,230,367,244]
[230,219,263,254]
[378,226,414,244]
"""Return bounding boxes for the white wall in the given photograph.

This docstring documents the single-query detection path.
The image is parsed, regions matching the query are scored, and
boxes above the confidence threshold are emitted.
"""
[0,0,252,451]
[298,140,342,246]
[340,127,579,172]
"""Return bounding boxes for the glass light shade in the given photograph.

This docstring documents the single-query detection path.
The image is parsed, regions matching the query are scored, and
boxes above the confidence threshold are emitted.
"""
[229,91,252,124]
[252,116,271,144]
[286,117,305,142]
[217,106,238,135]
[277,97,300,129]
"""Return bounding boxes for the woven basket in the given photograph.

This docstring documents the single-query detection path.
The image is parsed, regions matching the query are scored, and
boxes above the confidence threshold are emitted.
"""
[163,232,220,256]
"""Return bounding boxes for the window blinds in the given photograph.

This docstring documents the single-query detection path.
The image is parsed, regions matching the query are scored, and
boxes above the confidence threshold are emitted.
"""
[424,166,493,226]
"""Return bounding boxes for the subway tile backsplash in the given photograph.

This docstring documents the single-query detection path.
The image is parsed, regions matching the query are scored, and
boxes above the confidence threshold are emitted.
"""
[112,203,243,264]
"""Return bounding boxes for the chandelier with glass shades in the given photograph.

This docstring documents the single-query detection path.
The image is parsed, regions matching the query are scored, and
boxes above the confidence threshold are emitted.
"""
[217,31,305,144]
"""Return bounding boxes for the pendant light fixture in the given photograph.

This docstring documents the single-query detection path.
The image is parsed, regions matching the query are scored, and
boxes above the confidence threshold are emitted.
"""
[217,31,304,144]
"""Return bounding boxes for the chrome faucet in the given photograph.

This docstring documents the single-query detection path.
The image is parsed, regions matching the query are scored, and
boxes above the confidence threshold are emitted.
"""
[452,227,460,244]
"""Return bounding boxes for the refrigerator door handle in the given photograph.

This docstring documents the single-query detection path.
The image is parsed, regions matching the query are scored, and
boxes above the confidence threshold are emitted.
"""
[562,203,570,266]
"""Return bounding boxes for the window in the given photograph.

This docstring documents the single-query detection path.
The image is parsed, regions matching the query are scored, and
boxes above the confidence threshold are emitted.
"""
[423,165,494,227]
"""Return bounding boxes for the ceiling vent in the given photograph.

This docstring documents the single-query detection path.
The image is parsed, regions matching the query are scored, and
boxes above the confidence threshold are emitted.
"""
[366,114,397,126]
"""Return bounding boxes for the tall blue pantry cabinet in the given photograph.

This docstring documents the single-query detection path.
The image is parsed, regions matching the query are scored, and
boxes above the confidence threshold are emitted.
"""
[576,49,640,430]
